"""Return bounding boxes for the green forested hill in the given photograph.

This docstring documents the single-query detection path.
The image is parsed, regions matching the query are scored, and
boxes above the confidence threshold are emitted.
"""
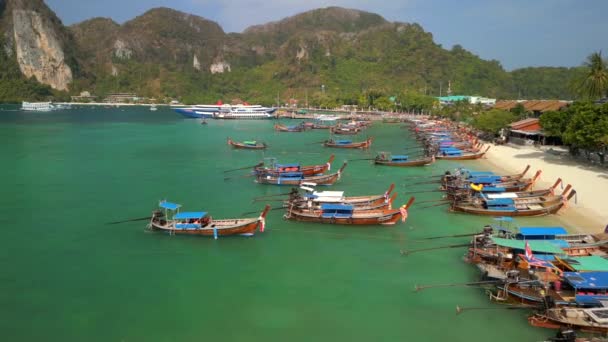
[0,3,590,103]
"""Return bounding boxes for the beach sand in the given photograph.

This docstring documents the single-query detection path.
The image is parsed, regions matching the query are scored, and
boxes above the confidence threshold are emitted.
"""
[477,144,608,234]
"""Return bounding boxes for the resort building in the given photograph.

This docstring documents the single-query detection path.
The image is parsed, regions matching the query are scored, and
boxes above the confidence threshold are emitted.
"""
[70,91,97,102]
[493,100,570,117]
[438,95,496,106]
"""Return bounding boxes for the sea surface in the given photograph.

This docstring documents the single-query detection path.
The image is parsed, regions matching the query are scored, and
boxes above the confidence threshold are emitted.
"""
[0,106,565,341]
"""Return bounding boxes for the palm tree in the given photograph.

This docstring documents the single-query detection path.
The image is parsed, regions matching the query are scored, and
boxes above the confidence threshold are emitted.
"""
[576,51,608,100]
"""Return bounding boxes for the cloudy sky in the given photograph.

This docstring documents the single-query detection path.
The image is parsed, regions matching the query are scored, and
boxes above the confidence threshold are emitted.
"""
[45,0,608,71]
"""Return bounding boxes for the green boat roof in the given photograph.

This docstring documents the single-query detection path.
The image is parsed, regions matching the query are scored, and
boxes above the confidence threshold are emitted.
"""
[562,256,608,272]
[490,237,565,254]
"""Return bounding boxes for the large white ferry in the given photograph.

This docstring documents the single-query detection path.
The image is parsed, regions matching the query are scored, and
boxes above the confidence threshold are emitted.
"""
[173,101,276,119]
[21,101,54,111]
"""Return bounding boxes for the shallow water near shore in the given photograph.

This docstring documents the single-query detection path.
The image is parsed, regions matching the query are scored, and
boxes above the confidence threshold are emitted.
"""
[0,106,566,341]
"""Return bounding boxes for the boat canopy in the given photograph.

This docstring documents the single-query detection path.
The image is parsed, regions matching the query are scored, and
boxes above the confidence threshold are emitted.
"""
[321,203,354,218]
[276,163,299,168]
[485,198,515,206]
[560,256,608,272]
[467,171,495,177]
[244,141,257,145]
[174,212,207,220]
[391,155,408,161]
[469,176,502,184]
[336,140,352,144]
[321,204,354,211]
[313,191,344,198]
[518,227,568,237]
[160,201,181,210]
[491,237,565,254]
[481,186,506,193]
[522,255,557,269]
[487,193,518,199]
[564,272,608,290]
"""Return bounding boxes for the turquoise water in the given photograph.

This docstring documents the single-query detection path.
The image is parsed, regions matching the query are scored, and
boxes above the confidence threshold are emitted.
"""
[0,106,560,341]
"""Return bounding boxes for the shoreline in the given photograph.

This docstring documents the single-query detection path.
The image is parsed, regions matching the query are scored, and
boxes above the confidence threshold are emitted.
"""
[477,143,607,235]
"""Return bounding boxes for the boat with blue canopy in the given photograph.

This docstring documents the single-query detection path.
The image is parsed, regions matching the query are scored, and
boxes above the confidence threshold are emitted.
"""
[323,137,373,149]
[227,137,267,150]
[148,200,270,238]
[255,162,348,186]
[374,152,434,167]
[284,197,415,225]
[286,184,396,210]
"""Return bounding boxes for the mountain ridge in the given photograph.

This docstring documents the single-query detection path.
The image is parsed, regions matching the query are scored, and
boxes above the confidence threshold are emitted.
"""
[0,2,583,103]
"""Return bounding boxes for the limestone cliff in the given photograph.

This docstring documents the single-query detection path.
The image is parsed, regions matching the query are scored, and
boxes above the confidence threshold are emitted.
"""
[12,9,72,90]
[1,0,76,91]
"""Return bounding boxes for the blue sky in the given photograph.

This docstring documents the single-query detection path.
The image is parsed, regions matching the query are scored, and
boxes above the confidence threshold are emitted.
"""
[45,0,608,71]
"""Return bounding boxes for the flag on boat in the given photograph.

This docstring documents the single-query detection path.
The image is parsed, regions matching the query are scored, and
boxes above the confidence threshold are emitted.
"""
[524,241,534,260]
[399,205,408,222]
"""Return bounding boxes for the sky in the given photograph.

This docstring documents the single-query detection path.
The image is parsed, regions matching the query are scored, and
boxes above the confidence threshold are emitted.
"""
[45,0,608,71]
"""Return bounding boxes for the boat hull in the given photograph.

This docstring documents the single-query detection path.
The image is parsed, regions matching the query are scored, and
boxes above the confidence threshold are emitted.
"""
[450,201,564,216]
[285,209,403,225]
[227,138,267,150]
[374,157,433,167]
[149,219,261,236]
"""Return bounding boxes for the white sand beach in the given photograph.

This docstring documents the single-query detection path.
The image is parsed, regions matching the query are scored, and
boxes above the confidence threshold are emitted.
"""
[478,144,608,234]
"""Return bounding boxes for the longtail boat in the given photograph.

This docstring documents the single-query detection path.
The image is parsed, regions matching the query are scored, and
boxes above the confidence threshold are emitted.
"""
[227,137,267,150]
[529,307,608,334]
[330,125,361,135]
[374,152,434,167]
[287,183,396,209]
[255,162,348,186]
[445,165,531,183]
[149,201,271,237]
[447,180,565,201]
[274,123,307,132]
[435,145,491,160]
[323,137,373,149]
[284,197,415,225]
[450,187,576,216]
[254,154,335,177]
[443,170,543,193]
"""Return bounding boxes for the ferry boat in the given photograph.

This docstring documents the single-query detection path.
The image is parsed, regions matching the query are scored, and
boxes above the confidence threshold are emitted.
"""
[21,101,55,111]
[173,101,276,119]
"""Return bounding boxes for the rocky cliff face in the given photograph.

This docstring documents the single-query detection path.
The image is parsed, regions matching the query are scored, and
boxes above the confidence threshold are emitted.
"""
[1,0,76,91]
[11,8,72,90]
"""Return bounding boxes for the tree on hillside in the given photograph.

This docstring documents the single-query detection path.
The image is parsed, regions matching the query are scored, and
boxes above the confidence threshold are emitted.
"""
[471,109,517,136]
[575,51,608,100]
[563,102,608,163]
[539,110,571,138]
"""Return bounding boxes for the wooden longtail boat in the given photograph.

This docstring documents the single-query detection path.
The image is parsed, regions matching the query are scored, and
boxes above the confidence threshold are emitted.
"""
[323,137,373,149]
[227,137,267,150]
[254,154,335,177]
[274,123,307,132]
[450,188,577,217]
[455,165,532,183]
[255,162,348,186]
[149,201,271,237]
[284,197,415,225]
[435,145,491,160]
[443,170,543,193]
[287,183,396,209]
[289,192,397,211]
[330,126,361,135]
[494,270,608,307]
[374,152,434,167]
[448,180,565,201]
[529,307,608,334]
